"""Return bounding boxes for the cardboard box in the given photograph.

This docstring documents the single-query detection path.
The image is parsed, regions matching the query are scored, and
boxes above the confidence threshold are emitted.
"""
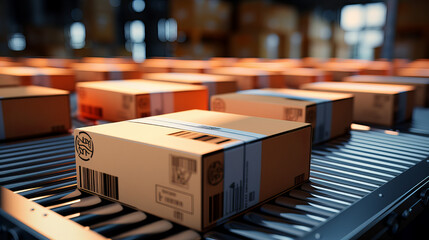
[76,80,208,121]
[397,68,429,78]
[0,67,76,91]
[142,73,237,98]
[344,75,429,107]
[141,58,173,73]
[21,58,77,68]
[0,86,71,140]
[282,68,331,88]
[170,60,219,74]
[238,2,298,33]
[74,109,311,230]
[73,63,142,81]
[211,89,353,143]
[300,82,415,126]
[208,67,283,90]
[317,62,362,81]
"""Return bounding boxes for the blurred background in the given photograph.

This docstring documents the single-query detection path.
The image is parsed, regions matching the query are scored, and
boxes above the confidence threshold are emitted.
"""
[0,0,428,62]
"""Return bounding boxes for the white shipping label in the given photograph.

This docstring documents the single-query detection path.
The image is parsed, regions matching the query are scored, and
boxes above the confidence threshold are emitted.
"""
[223,146,244,217]
[0,100,4,140]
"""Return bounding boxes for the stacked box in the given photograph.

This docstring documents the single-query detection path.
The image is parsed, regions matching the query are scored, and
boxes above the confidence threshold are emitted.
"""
[211,88,353,143]
[142,73,237,98]
[208,67,283,90]
[344,75,429,107]
[301,82,416,126]
[141,58,173,73]
[0,86,71,140]
[76,80,208,121]
[73,63,142,81]
[74,109,311,230]
[282,68,331,88]
[0,67,76,91]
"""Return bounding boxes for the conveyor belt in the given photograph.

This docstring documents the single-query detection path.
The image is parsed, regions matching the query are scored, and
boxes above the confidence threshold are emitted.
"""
[1,127,428,239]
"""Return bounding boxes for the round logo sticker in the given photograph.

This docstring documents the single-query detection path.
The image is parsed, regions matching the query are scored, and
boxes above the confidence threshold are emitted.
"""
[207,161,223,186]
[75,131,94,161]
[212,98,226,112]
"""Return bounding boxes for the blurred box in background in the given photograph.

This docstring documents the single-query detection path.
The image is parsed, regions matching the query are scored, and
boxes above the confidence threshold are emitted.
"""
[0,86,71,140]
[211,88,353,143]
[21,58,77,68]
[171,0,231,34]
[344,75,429,107]
[238,2,298,34]
[282,68,332,88]
[141,58,173,73]
[143,73,237,98]
[73,63,142,81]
[76,80,208,121]
[0,67,75,91]
[301,82,415,127]
[209,67,283,90]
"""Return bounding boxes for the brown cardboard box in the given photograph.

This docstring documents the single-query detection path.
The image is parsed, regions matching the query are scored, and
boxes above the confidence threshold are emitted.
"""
[141,58,173,73]
[282,68,332,88]
[230,32,299,58]
[344,75,429,107]
[142,73,237,98]
[238,2,298,33]
[171,0,231,33]
[0,67,76,91]
[74,109,311,230]
[360,61,393,76]
[301,82,415,126]
[308,39,332,59]
[211,88,353,143]
[21,58,77,68]
[317,62,362,81]
[208,67,283,90]
[398,68,429,78]
[73,63,142,81]
[0,86,71,140]
[76,80,208,121]
[170,60,217,73]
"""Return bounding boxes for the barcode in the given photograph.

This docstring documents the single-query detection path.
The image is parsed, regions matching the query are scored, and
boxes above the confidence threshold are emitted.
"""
[173,211,184,221]
[225,181,244,215]
[249,191,255,202]
[171,156,197,187]
[209,192,224,223]
[79,166,119,200]
[81,104,103,118]
[169,130,232,145]
[172,156,197,173]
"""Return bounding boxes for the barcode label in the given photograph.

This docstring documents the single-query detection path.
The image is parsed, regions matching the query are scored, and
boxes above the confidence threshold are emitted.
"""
[173,210,184,221]
[225,181,244,215]
[209,192,224,223]
[249,191,255,202]
[169,130,232,145]
[171,155,197,187]
[79,166,119,200]
[81,104,103,118]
